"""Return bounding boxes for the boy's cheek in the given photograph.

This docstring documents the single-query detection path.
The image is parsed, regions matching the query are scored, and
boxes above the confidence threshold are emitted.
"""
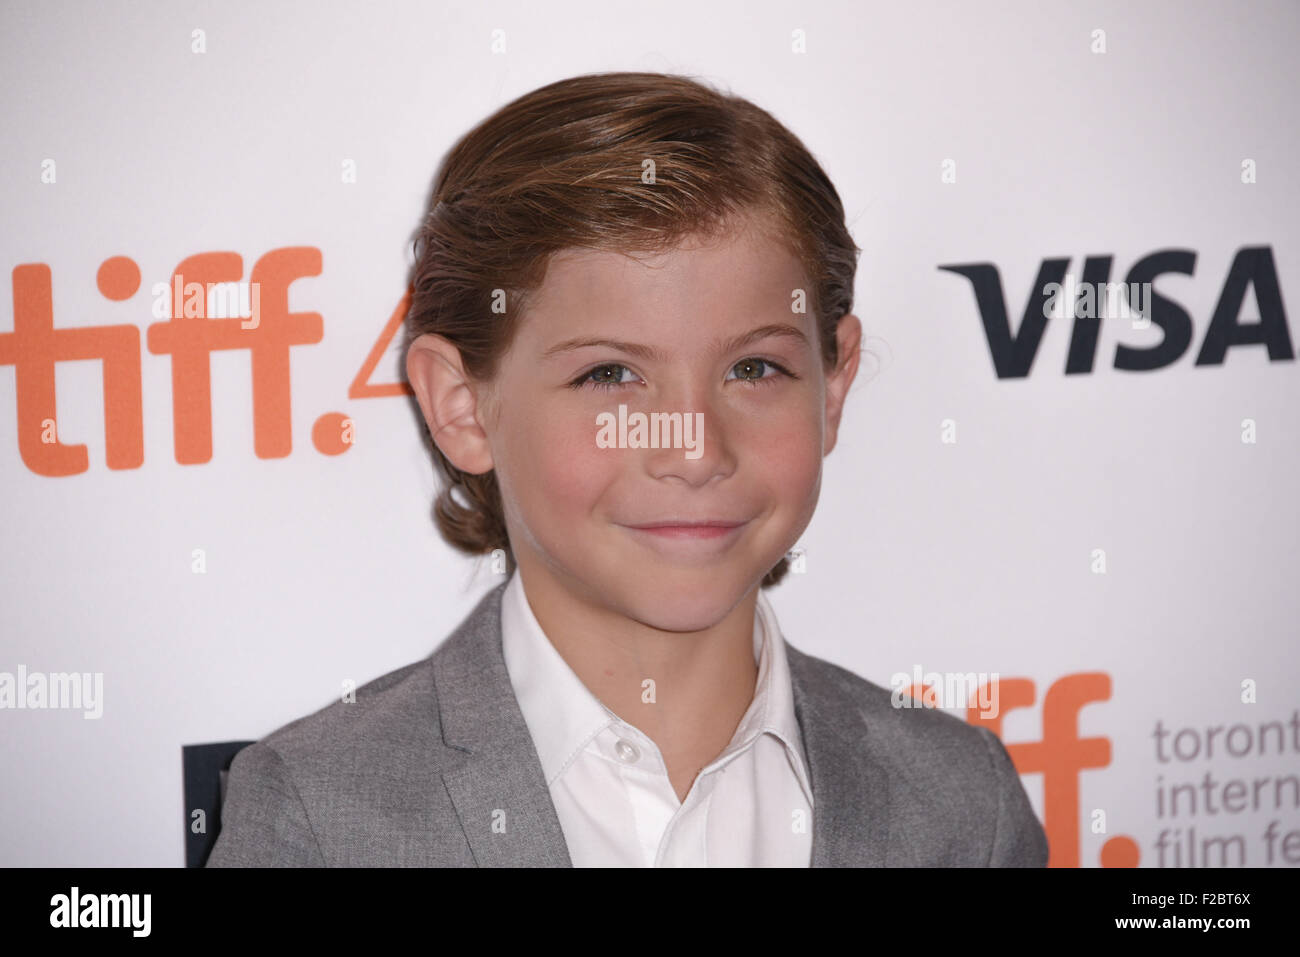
[526,424,616,511]
[750,413,824,501]
[741,407,823,461]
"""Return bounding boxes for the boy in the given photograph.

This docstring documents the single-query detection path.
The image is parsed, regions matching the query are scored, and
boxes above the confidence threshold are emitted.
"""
[207,71,1048,867]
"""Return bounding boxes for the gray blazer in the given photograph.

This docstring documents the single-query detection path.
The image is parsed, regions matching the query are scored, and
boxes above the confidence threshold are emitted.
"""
[207,581,1048,867]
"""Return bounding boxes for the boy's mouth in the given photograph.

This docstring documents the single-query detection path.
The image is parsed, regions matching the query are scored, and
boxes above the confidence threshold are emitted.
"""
[618,519,750,544]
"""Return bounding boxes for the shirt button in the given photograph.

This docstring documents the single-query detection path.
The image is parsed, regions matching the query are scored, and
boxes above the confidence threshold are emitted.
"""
[614,739,640,763]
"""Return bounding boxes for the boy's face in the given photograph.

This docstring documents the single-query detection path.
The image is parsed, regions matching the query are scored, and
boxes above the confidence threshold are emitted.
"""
[427,212,859,631]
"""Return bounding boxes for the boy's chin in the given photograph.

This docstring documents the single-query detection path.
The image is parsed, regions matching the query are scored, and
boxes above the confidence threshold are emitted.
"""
[602,564,767,634]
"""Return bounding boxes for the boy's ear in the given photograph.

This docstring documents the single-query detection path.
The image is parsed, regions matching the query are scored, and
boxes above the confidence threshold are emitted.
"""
[405,333,496,474]
[823,313,862,456]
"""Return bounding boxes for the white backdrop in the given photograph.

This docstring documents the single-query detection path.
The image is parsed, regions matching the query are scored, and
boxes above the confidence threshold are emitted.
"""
[2,0,1297,867]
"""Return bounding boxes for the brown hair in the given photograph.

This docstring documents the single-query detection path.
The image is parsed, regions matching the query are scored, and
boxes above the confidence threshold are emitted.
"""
[402,71,859,587]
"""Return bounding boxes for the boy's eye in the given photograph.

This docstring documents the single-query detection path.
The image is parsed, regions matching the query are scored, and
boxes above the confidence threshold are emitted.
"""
[727,357,798,386]
[568,358,795,390]
[728,358,784,383]
[572,363,639,390]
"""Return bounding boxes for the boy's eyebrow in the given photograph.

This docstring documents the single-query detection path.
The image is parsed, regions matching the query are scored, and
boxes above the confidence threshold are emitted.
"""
[541,323,810,362]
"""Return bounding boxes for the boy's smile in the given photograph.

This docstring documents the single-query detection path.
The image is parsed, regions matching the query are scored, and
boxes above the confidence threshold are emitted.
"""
[618,518,752,563]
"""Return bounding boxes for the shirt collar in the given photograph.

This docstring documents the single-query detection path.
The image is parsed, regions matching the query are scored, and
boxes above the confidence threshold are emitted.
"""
[499,569,814,806]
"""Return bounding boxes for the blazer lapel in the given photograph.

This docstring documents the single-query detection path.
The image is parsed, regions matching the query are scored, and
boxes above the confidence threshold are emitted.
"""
[431,582,573,867]
[786,642,891,866]
[429,583,891,867]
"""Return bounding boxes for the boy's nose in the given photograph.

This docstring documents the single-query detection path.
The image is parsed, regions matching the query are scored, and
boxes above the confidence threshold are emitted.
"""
[640,406,735,486]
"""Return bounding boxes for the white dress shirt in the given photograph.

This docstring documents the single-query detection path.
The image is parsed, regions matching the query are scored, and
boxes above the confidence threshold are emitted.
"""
[499,569,814,867]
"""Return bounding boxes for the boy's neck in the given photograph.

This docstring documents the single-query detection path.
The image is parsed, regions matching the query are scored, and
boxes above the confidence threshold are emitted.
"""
[512,561,761,803]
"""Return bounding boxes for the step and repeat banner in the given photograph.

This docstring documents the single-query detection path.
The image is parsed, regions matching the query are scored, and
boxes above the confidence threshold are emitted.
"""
[2,0,1296,867]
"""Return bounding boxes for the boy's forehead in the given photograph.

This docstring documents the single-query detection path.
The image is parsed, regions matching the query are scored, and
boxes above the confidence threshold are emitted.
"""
[527,222,808,324]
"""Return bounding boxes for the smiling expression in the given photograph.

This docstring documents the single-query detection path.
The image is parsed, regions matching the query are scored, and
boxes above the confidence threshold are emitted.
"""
[442,210,861,632]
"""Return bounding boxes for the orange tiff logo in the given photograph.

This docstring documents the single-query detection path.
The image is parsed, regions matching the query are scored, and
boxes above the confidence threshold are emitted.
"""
[905,671,1136,867]
[1,250,416,475]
